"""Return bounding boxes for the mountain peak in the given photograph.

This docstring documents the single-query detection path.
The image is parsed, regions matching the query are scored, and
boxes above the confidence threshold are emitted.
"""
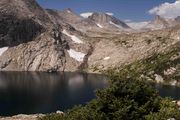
[89,12,111,19]
[54,8,82,24]
[89,12,114,23]
[151,15,169,26]
[63,8,73,13]
[88,12,130,29]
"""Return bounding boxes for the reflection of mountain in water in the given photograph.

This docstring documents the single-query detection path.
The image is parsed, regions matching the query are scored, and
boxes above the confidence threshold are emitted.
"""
[0,72,107,116]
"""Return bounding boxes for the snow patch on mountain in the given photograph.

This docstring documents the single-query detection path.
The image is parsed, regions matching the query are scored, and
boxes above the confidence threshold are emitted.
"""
[62,30,83,44]
[67,49,86,62]
[104,57,110,60]
[96,23,103,28]
[0,47,8,56]
[67,10,71,13]
[105,12,114,16]
[80,12,93,18]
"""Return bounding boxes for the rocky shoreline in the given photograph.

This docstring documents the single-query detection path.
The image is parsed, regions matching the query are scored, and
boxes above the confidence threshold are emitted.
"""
[0,101,179,120]
[0,114,44,120]
[0,111,64,120]
[1,102,180,120]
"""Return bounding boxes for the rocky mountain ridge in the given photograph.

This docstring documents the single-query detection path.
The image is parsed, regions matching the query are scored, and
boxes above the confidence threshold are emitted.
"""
[0,0,179,78]
[0,0,92,72]
[46,9,132,32]
[128,15,180,31]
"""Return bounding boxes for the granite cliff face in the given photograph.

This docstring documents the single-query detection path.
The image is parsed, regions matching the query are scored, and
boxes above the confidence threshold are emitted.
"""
[0,0,92,72]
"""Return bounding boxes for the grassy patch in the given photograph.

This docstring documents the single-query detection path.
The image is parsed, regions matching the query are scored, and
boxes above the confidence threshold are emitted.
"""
[104,43,180,85]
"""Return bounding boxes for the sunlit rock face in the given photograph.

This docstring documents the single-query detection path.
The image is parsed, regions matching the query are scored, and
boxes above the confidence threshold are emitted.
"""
[0,0,179,74]
[0,0,92,72]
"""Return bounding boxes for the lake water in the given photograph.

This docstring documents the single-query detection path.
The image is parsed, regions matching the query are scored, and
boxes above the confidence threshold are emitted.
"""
[0,72,179,116]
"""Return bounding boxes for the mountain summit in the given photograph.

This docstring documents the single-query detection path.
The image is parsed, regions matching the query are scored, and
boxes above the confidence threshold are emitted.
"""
[145,15,170,30]
[88,12,130,30]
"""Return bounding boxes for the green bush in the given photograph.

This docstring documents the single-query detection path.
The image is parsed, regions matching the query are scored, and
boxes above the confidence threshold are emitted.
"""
[40,77,180,120]
[38,113,64,120]
[145,98,180,120]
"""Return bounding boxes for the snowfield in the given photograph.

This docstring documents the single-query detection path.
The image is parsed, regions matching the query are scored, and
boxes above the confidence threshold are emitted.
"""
[67,49,86,62]
[0,47,8,56]
[104,57,110,60]
[62,30,83,44]
[96,23,103,28]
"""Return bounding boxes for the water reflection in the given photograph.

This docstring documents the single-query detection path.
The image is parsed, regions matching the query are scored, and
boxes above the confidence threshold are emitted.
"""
[0,72,107,116]
[153,84,180,100]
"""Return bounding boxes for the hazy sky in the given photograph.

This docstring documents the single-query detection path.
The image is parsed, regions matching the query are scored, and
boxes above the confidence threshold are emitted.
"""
[37,0,176,22]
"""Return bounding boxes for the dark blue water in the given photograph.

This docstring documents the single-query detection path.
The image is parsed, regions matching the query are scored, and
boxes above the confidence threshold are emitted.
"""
[153,84,180,100]
[0,72,107,116]
[0,72,179,116]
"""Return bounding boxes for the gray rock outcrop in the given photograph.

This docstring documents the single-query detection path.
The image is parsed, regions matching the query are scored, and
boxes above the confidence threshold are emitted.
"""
[0,0,92,72]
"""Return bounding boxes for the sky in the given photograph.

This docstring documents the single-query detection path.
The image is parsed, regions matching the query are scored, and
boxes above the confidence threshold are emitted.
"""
[37,0,176,22]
